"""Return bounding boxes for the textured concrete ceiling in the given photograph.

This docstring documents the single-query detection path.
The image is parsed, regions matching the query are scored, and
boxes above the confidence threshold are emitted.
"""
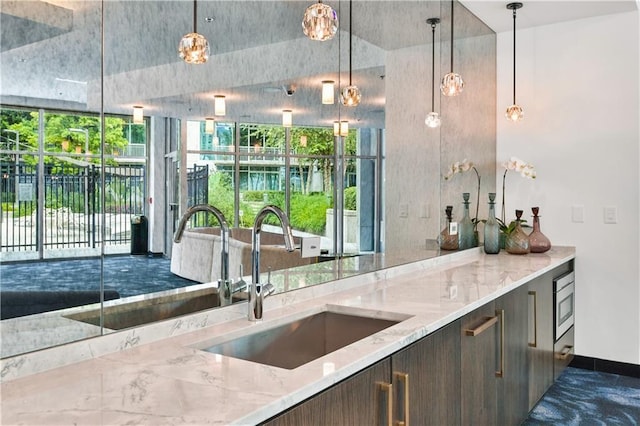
[1,0,636,128]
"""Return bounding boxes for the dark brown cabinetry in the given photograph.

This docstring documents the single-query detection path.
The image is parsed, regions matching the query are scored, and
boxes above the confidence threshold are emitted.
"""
[265,321,461,426]
[528,262,573,408]
[496,286,530,425]
[392,320,461,425]
[266,260,574,426]
[263,360,391,426]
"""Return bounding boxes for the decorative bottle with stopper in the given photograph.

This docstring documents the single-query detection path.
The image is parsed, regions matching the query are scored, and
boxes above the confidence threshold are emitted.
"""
[439,205,459,250]
[484,192,500,254]
[505,209,530,255]
[458,192,476,250]
[528,207,551,253]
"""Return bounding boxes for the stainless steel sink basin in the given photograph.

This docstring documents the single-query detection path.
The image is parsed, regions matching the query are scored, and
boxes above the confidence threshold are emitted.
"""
[200,310,402,369]
[65,287,233,330]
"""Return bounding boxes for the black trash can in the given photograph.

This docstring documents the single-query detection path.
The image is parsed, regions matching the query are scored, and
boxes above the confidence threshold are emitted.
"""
[130,215,148,255]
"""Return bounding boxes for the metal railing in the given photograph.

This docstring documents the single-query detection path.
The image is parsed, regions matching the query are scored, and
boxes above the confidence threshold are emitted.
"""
[0,162,145,253]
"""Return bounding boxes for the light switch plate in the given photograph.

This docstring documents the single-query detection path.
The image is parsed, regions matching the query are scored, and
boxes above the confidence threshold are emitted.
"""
[604,206,618,224]
[571,205,584,223]
[301,236,321,258]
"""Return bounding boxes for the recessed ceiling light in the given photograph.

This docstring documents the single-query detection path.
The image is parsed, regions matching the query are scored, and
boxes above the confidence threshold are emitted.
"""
[204,16,215,23]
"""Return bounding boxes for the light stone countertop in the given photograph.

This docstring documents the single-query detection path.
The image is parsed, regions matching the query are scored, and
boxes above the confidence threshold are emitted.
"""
[0,246,575,425]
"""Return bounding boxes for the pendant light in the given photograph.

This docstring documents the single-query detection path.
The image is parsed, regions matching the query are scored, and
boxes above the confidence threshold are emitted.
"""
[425,18,441,129]
[178,0,210,64]
[302,0,338,41]
[441,0,464,96]
[506,2,524,122]
[340,0,361,107]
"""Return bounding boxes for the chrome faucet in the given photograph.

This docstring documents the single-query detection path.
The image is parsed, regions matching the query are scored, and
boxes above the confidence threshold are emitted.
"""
[249,205,295,321]
[174,204,233,305]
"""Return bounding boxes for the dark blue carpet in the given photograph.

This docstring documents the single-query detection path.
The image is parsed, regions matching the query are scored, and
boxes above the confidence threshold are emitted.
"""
[0,256,197,298]
[525,367,640,425]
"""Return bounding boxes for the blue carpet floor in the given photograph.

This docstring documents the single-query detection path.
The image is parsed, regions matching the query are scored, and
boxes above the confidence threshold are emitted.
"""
[525,367,640,425]
[0,255,197,298]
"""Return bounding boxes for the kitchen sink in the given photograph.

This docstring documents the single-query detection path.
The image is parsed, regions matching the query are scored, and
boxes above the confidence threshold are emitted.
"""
[199,309,405,369]
[65,287,234,330]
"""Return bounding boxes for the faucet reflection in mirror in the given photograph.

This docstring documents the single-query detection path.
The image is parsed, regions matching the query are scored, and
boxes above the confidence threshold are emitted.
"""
[174,204,234,305]
[250,205,296,321]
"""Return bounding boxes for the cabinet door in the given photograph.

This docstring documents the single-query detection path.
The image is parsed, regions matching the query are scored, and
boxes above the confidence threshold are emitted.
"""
[528,261,573,408]
[392,320,461,426]
[460,301,498,426]
[527,273,554,409]
[263,359,391,426]
[496,286,530,426]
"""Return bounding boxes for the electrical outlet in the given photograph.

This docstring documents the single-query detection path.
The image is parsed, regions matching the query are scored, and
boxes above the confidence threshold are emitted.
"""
[571,205,584,223]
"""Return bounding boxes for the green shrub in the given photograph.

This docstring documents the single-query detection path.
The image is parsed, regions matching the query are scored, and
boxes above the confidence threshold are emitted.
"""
[344,186,357,210]
[290,193,331,234]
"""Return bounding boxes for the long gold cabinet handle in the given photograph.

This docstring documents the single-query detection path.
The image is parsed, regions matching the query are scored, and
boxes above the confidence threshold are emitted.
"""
[378,382,393,426]
[528,291,538,348]
[464,315,498,336]
[393,372,410,426]
[495,309,505,378]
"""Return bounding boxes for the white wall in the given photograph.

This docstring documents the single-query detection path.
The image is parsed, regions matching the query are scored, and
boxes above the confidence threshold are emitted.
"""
[496,11,640,364]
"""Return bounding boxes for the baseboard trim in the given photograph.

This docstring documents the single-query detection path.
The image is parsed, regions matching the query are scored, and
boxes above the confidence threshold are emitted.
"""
[570,355,640,378]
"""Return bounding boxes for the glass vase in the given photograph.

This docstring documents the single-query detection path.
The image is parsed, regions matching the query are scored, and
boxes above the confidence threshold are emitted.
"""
[505,209,530,255]
[458,193,476,250]
[484,193,500,254]
[439,205,459,251]
[528,207,551,253]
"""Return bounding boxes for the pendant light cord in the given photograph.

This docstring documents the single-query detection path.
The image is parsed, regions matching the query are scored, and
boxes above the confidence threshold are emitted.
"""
[348,0,353,85]
[193,0,198,33]
[431,22,436,111]
[512,7,517,104]
[450,0,454,73]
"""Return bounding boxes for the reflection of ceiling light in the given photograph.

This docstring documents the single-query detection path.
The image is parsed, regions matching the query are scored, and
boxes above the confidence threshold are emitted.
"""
[178,0,210,64]
[55,77,87,85]
[133,106,144,124]
[214,95,226,116]
[340,0,361,107]
[505,2,524,122]
[282,110,292,127]
[441,0,464,97]
[322,80,335,104]
[425,18,441,129]
[300,135,308,147]
[302,0,338,41]
[205,117,215,134]
[333,120,348,136]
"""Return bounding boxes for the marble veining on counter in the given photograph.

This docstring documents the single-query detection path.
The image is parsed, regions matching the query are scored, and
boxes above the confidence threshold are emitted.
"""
[0,247,575,425]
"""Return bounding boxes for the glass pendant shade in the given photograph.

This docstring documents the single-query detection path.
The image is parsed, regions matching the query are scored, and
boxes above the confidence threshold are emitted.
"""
[178,32,210,64]
[340,85,361,107]
[425,112,441,128]
[441,72,464,96]
[302,1,338,41]
[506,104,524,122]
[333,121,340,136]
[322,80,335,104]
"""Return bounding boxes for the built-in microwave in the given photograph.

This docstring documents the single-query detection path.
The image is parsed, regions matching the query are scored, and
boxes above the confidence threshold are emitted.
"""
[553,270,575,378]
[554,271,575,341]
